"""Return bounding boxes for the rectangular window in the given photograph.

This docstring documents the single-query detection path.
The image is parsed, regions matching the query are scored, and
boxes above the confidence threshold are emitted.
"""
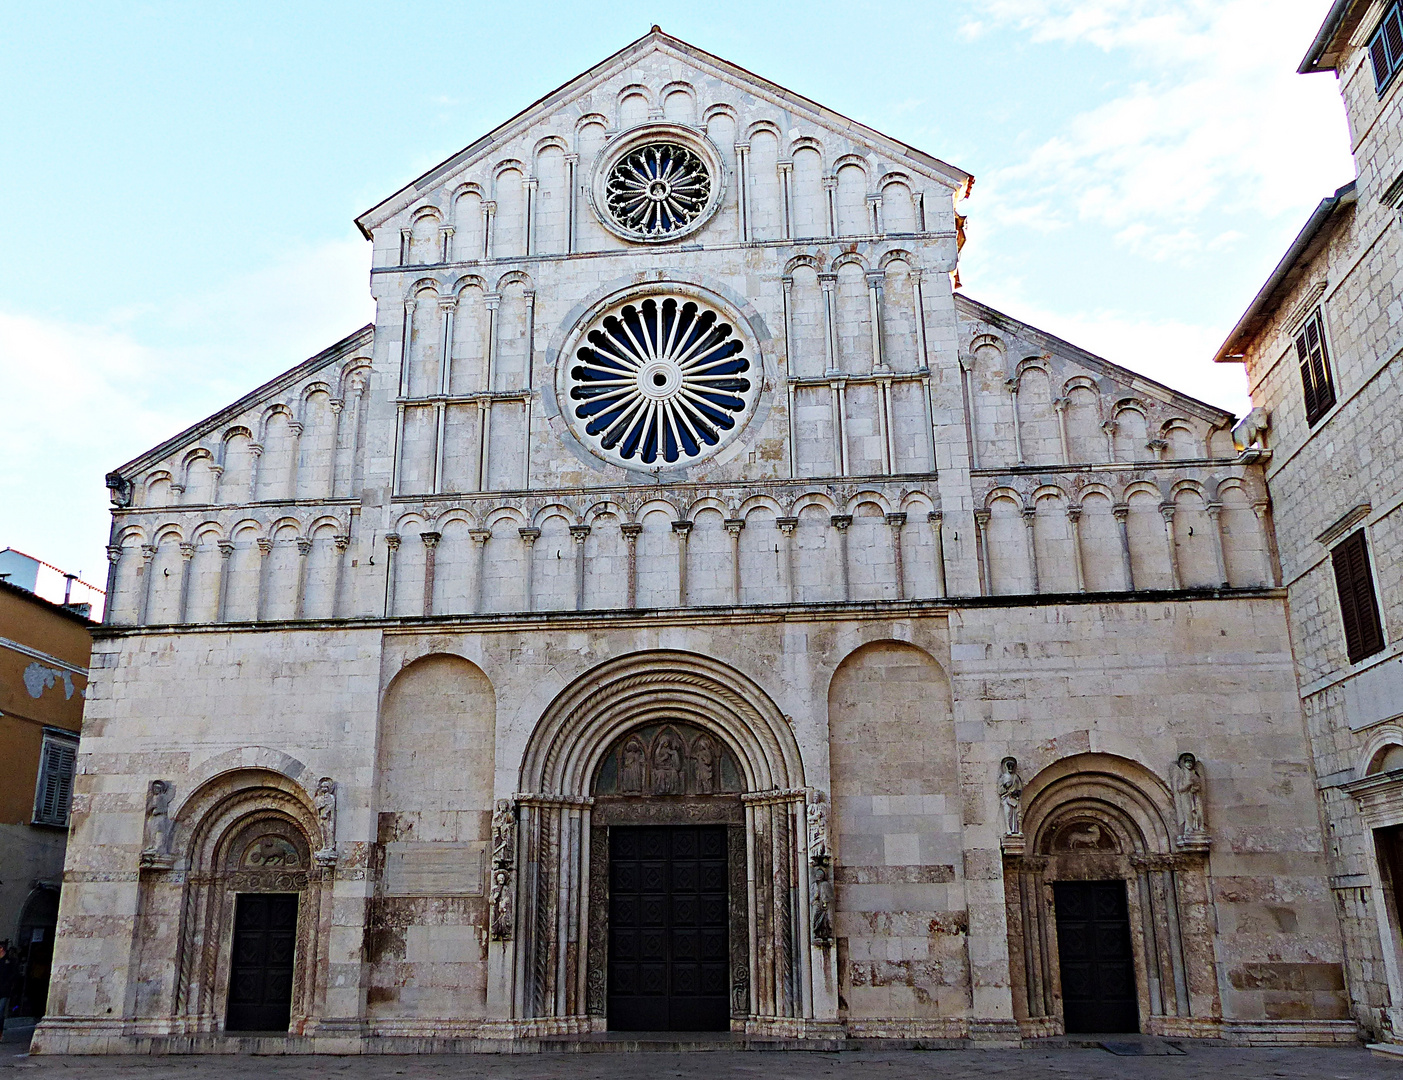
[1372,3,1403,93]
[32,732,78,827]
[1333,530,1387,664]
[1295,308,1338,425]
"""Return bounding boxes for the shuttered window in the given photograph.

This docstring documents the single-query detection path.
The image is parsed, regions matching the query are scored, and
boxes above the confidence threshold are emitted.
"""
[1333,530,1387,664]
[1295,309,1337,426]
[1371,4,1403,94]
[32,733,78,827]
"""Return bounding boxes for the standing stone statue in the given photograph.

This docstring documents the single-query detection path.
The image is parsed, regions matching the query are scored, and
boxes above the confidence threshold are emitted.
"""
[314,777,337,860]
[143,780,174,856]
[651,729,684,795]
[809,860,834,942]
[692,735,718,794]
[1175,753,1207,837]
[807,798,830,862]
[619,735,645,795]
[490,868,514,941]
[998,757,1024,836]
[492,799,516,869]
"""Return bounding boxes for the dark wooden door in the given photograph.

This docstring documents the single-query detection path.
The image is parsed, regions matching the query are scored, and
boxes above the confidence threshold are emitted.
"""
[607,825,729,1031]
[226,893,298,1032]
[1054,880,1139,1033]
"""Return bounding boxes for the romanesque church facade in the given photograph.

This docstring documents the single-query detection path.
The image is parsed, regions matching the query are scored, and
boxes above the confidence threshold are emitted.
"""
[35,31,1353,1051]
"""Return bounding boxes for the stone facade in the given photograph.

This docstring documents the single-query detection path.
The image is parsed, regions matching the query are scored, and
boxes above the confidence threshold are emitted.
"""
[1213,0,1403,1044]
[36,30,1351,1052]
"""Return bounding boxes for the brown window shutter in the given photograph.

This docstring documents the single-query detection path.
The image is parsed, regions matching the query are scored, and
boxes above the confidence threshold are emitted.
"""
[1297,333,1319,421]
[1333,531,1386,664]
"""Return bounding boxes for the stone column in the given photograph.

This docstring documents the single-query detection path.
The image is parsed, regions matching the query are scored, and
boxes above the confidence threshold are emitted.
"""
[1022,507,1040,594]
[246,442,263,501]
[973,510,991,596]
[286,421,304,500]
[293,536,312,620]
[470,528,491,613]
[570,524,590,611]
[439,224,454,262]
[1160,503,1182,590]
[725,518,745,606]
[822,174,837,237]
[734,142,751,241]
[621,523,641,608]
[523,175,539,256]
[1206,502,1229,587]
[399,226,411,266]
[1067,504,1087,593]
[877,375,895,474]
[331,534,350,618]
[439,293,457,394]
[564,153,579,253]
[382,533,400,617]
[1103,419,1118,462]
[254,538,272,621]
[398,297,417,398]
[778,159,794,239]
[960,358,979,470]
[215,540,235,623]
[1113,503,1135,591]
[866,191,882,234]
[522,289,538,491]
[421,531,441,616]
[886,512,907,599]
[820,273,839,375]
[1253,500,1281,586]
[1053,397,1071,465]
[835,382,851,476]
[865,271,887,374]
[781,275,797,480]
[777,517,797,604]
[828,381,845,477]
[930,510,948,598]
[831,515,852,602]
[1007,377,1025,466]
[327,398,344,499]
[519,527,540,612]
[672,520,692,606]
[482,200,496,259]
[176,542,196,624]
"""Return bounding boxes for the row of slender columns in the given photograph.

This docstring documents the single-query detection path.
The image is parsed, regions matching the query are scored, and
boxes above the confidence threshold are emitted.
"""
[122,531,352,626]
[971,500,1270,596]
[393,510,950,617]
[731,150,923,241]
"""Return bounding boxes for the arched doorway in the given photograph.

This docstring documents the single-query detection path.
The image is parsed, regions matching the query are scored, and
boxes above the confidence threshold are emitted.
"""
[1003,755,1220,1038]
[500,651,818,1036]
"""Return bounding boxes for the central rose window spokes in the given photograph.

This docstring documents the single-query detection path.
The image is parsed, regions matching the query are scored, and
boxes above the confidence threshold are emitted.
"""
[605,143,712,238]
[567,294,754,467]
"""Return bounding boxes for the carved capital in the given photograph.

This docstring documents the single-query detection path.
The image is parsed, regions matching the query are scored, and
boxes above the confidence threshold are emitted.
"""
[885,512,907,527]
[288,421,303,438]
[724,518,746,536]
[1022,507,1038,526]
[333,533,350,552]
[973,509,991,528]
[438,295,458,312]
[179,542,197,559]
[519,527,541,543]
[384,533,401,552]
[218,541,236,558]
[469,528,492,545]
[1159,502,1176,523]
[256,538,273,556]
[1112,503,1130,523]
[106,545,124,564]
[420,531,441,549]
[295,537,313,556]
[671,520,693,536]
[620,523,642,541]
[1066,504,1083,523]
[775,516,798,535]
[829,514,852,530]
[928,509,944,524]
[249,442,264,458]
[569,524,591,543]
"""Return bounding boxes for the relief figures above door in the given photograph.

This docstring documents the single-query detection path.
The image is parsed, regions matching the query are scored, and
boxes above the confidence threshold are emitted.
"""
[595,723,744,797]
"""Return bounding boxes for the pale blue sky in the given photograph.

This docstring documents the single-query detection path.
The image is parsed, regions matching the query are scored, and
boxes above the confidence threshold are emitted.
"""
[0,1,1356,605]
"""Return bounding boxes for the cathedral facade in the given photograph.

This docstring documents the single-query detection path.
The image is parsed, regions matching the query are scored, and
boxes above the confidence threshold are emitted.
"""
[36,31,1353,1051]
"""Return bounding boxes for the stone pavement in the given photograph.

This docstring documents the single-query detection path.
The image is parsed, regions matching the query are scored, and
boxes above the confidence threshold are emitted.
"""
[4,1043,1403,1079]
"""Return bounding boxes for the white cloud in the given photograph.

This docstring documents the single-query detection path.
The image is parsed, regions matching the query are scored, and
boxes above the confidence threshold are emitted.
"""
[0,238,374,601]
[963,0,1354,259]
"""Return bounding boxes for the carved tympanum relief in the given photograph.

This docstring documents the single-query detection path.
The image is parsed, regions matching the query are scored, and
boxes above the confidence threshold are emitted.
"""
[594,721,743,796]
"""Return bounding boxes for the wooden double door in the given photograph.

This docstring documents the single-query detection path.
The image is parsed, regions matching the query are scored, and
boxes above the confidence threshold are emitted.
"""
[1054,880,1139,1033]
[225,893,298,1032]
[607,825,730,1031]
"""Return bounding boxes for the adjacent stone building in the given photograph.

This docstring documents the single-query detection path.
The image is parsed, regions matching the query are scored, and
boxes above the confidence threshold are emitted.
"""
[1214,0,1403,1046]
[35,29,1354,1052]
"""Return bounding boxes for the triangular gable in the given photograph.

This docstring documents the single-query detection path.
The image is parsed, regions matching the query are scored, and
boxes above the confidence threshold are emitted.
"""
[956,294,1235,424]
[112,324,374,478]
[355,27,972,238]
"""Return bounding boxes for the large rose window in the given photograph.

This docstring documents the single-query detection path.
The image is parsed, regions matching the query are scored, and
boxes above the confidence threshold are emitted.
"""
[561,291,759,470]
[604,143,711,238]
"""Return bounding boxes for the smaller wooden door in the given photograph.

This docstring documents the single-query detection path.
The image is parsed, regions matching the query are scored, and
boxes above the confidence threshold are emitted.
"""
[1054,880,1138,1033]
[226,893,298,1032]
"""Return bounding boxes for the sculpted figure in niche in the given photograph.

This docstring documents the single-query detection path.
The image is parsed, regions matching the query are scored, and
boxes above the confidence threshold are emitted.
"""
[651,729,685,795]
[314,777,337,860]
[143,779,174,856]
[619,735,646,795]
[692,734,718,794]
[997,757,1023,836]
[490,867,514,941]
[809,861,834,942]
[492,799,516,868]
[1175,753,1207,837]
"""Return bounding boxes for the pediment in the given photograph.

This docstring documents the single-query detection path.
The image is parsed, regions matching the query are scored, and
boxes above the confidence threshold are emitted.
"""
[355,28,971,238]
